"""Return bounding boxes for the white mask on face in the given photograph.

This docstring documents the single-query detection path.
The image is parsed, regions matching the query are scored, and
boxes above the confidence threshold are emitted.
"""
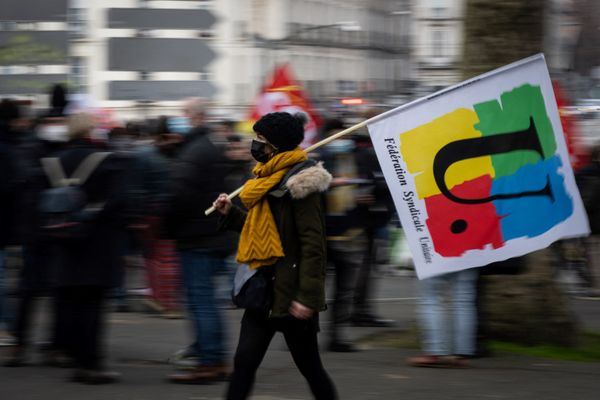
[37,125,69,142]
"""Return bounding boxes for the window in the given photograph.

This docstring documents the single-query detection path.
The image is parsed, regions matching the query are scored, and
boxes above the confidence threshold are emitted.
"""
[431,0,447,18]
[70,57,87,91]
[68,8,87,37]
[432,30,444,58]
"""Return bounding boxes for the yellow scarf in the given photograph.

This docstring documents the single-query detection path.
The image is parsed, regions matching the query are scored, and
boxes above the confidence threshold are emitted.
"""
[237,148,308,269]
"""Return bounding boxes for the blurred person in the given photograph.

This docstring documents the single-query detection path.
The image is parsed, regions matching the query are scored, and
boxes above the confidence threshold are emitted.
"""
[106,126,136,312]
[0,99,20,344]
[0,138,17,345]
[135,117,185,319]
[155,116,186,158]
[213,112,337,400]
[48,84,68,118]
[408,268,479,367]
[350,125,395,327]
[106,123,155,312]
[315,118,363,352]
[2,100,71,367]
[572,143,600,294]
[164,99,237,383]
[216,123,254,308]
[39,112,132,383]
[107,126,134,152]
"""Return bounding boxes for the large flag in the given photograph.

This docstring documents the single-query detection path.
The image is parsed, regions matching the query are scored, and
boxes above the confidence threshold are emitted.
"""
[249,64,321,148]
[367,54,590,279]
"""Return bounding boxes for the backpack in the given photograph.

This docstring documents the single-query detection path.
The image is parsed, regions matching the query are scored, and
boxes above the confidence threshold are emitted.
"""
[38,152,112,241]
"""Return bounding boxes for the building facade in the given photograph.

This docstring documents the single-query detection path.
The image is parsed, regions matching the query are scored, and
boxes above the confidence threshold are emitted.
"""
[411,0,465,95]
[1,0,413,120]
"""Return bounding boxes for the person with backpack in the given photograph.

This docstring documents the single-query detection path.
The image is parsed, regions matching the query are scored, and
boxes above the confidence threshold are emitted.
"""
[38,112,131,384]
[212,112,338,400]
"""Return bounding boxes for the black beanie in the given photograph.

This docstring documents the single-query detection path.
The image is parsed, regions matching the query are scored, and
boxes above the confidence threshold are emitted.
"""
[253,112,305,151]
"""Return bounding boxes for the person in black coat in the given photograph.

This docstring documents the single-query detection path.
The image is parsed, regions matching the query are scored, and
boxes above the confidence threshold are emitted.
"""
[44,113,131,384]
[1,100,70,366]
[350,131,395,327]
[0,140,16,339]
[164,98,237,383]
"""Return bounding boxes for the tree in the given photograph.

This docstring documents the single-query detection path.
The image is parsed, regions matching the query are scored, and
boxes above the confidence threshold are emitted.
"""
[462,0,579,347]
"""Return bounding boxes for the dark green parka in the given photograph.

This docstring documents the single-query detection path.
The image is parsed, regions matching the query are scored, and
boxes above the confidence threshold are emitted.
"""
[221,161,332,317]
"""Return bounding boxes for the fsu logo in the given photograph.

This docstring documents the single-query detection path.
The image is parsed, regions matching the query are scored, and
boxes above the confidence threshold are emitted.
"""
[400,84,574,257]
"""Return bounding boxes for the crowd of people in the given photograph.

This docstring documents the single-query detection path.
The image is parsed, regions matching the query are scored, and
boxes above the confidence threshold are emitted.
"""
[0,86,401,397]
[1,84,599,397]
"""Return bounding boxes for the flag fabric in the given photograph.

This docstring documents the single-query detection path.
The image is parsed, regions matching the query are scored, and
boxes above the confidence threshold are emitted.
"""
[249,64,321,148]
[366,54,590,279]
[552,81,589,170]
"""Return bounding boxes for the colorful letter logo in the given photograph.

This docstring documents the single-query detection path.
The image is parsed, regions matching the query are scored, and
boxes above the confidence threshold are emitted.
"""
[400,84,573,257]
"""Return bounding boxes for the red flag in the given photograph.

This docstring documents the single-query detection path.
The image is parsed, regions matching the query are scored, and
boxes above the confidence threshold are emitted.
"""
[553,81,589,170]
[249,64,321,148]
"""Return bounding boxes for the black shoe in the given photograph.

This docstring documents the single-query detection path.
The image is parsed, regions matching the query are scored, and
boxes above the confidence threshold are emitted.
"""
[42,350,74,368]
[328,341,358,353]
[168,364,230,384]
[3,356,26,367]
[3,348,26,367]
[71,369,121,384]
[351,315,395,328]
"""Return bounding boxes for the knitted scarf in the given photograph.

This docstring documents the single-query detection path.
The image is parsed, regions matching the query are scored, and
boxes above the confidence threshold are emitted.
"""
[237,148,308,269]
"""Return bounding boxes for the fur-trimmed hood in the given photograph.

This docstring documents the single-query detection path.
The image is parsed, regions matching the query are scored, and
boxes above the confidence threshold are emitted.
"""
[286,162,332,199]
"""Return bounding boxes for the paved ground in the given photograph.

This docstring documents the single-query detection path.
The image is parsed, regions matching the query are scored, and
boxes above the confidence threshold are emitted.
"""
[1,274,599,400]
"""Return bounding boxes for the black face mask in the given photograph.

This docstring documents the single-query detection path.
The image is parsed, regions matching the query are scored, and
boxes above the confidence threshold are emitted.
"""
[250,139,272,163]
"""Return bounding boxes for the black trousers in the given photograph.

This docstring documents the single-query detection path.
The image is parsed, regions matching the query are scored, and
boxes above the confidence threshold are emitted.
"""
[56,286,107,370]
[13,244,56,349]
[353,227,376,316]
[328,243,357,341]
[226,310,337,400]
[13,289,51,348]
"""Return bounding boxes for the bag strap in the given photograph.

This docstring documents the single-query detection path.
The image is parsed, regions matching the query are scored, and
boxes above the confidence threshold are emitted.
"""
[40,157,68,188]
[40,152,112,187]
[71,152,112,185]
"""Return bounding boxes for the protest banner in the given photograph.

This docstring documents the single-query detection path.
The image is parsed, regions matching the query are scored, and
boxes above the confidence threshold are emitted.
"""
[366,54,590,279]
[248,63,321,148]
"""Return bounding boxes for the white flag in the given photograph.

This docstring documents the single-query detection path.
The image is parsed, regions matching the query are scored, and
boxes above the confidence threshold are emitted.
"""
[367,54,589,279]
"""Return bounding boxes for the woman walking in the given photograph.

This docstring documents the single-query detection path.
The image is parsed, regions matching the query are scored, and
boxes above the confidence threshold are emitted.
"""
[213,112,337,400]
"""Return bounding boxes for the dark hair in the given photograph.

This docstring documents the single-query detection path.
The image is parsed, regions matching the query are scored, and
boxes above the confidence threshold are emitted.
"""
[253,112,304,151]
[153,116,172,136]
[49,84,68,116]
[0,98,21,123]
[320,118,345,137]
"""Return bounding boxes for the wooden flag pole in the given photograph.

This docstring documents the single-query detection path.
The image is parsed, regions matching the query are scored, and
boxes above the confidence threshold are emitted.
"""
[204,118,372,215]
